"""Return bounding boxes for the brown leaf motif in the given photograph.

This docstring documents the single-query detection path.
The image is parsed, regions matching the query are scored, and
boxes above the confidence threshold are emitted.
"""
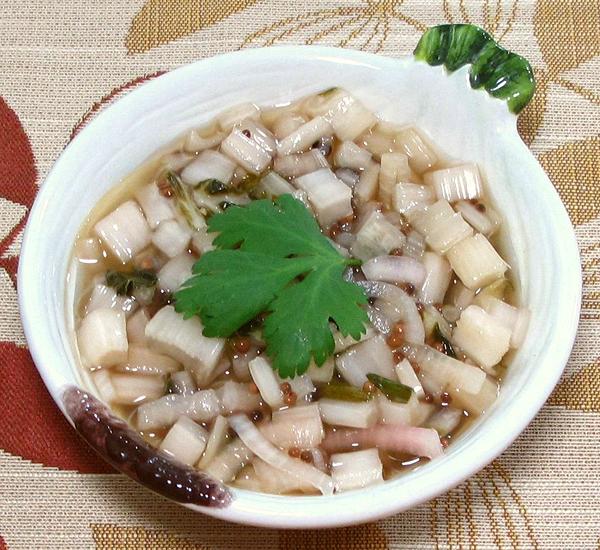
[537,136,600,225]
[549,358,600,413]
[91,524,208,549]
[279,523,388,550]
[126,0,259,54]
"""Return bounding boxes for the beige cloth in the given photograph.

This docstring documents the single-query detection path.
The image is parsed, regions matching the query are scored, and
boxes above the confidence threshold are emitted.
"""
[0,0,598,548]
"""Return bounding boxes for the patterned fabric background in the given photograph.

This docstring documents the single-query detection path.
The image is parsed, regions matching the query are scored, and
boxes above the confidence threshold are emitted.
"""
[0,0,598,548]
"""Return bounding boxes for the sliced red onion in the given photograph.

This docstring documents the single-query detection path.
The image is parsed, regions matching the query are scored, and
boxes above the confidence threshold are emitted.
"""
[321,424,443,459]
[362,256,426,287]
[63,386,231,507]
[228,414,334,495]
[357,281,425,343]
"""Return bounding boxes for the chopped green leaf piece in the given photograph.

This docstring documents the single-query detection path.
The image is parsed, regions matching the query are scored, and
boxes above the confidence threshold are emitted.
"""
[105,269,157,297]
[167,171,207,230]
[366,373,412,403]
[198,179,228,194]
[320,381,372,402]
[433,323,457,358]
[174,195,368,378]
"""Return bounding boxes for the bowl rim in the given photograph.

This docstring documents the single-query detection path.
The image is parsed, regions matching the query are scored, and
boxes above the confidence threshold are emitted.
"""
[18,45,582,529]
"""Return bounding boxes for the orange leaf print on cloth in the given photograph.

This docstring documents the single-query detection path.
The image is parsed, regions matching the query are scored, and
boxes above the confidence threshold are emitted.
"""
[550,358,600,413]
[126,0,259,54]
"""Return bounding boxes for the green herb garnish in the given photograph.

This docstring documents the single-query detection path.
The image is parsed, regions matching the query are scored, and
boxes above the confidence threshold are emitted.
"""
[105,269,157,297]
[167,171,207,230]
[366,373,412,403]
[198,179,229,194]
[320,381,372,402]
[174,195,368,378]
[433,323,456,358]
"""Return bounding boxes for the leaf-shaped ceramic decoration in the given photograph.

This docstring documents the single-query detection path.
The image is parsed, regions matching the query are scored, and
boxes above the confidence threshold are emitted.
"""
[126,0,259,54]
[414,24,535,114]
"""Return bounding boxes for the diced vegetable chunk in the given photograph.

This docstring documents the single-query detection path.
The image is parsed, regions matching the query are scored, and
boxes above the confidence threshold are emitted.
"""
[277,116,332,156]
[379,152,411,206]
[318,398,378,428]
[94,201,152,263]
[261,404,324,448]
[394,127,438,173]
[217,381,262,414]
[204,439,254,483]
[111,373,164,405]
[324,90,377,141]
[294,168,352,227]
[77,308,128,367]
[159,416,208,465]
[334,141,372,171]
[117,344,180,376]
[197,415,229,468]
[145,306,225,386]
[306,356,335,384]
[221,128,272,174]
[453,305,512,369]
[350,211,405,261]
[217,102,260,131]
[418,252,452,304]
[157,253,195,293]
[180,149,236,186]
[331,449,383,492]
[393,182,434,215]
[425,163,483,202]
[447,234,509,289]
[151,219,192,258]
[134,183,174,228]
[336,335,396,387]
[249,356,283,408]
[126,309,149,344]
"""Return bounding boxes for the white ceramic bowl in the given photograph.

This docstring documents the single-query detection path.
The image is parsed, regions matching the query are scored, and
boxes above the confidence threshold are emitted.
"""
[19,45,581,528]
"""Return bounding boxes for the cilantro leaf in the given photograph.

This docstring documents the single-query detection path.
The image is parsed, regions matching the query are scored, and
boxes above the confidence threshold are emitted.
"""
[174,195,368,377]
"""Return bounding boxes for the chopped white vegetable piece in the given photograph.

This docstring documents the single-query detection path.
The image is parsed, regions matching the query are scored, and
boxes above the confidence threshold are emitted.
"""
[157,253,195,293]
[393,182,434,215]
[191,228,215,255]
[450,375,498,416]
[277,116,332,156]
[151,219,193,258]
[395,358,424,397]
[180,149,236,186]
[94,200,152,263]
[183,128,225,154]
[319,399,378,429]
[221,128,272,174]
[134,183,175,228]
[218,381,262,414]
[418,252,452,305]
[426,407,463,436]
[403,229,426,260]
[258,171,296,196]
[159,416,208,466]
[261,404,324,448]
[169,370,197,396]
[136,389,221,430]
[238,120,277,154]
[111,373,164,405]
[276,372,315,402]
[362,255,426,287]
[354,161,380,204]
[306,356,335,384]
[447,234,509,290]
[336,335,396,387]
[330,449,383,492]
[85,279,136,318]
[425,163,482,202]
[116,344,180,376]
[453,305,512,368]
[274,149,328,178]
[249,356,283,408]
[378,394,433,427]
[394,127,438,173]
[217,102,260,131]
[271,113,307,140]
[477,296,530,348]
[204,439,254,483]
[334,141,372,171]
[455,200,501,236]
[145,305,225,386]
[251,458,316,495]
[78,308,128,368]
[197,415,229,468]
[379,152,411,207]
[126,308,149,344]
[294,168,352,227]
[333,324,376,353]
[359,126,394,159]
[324,91,377,141]
[91,369,117,403]
[350,211,405,261]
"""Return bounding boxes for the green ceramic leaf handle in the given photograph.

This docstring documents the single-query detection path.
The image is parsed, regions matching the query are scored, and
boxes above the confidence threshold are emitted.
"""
[414,24,535,114]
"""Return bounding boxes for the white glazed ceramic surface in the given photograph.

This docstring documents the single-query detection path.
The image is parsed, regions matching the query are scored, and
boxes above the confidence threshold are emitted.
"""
[18,46,581,529]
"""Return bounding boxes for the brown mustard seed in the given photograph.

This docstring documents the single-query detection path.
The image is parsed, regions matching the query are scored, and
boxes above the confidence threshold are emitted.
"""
[416,302,424,313]
[387,332,404,348]
[338,214,355,226]
[300,450,313,463]
[288,447,301,458]
[440,392,452,406]
[392,350,405,363]
[392,322,404,335]
[157,178,173,198]
[390,248,403,256]
[434,341,446,353]
[283,391,297,406]
[362,381,376,393]
[328,223,341,239]
[242,129,252,138]
[247,382,259,394]
[476,202,486,213]
[401,283,415,295]
[280,382,292,394]
[250,410,263,422]
[233,336,251,354]
[424,394,434,403]
[440,437,450,448]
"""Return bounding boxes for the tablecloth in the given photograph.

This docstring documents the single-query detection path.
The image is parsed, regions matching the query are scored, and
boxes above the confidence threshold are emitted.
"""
[0,1,598,548]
